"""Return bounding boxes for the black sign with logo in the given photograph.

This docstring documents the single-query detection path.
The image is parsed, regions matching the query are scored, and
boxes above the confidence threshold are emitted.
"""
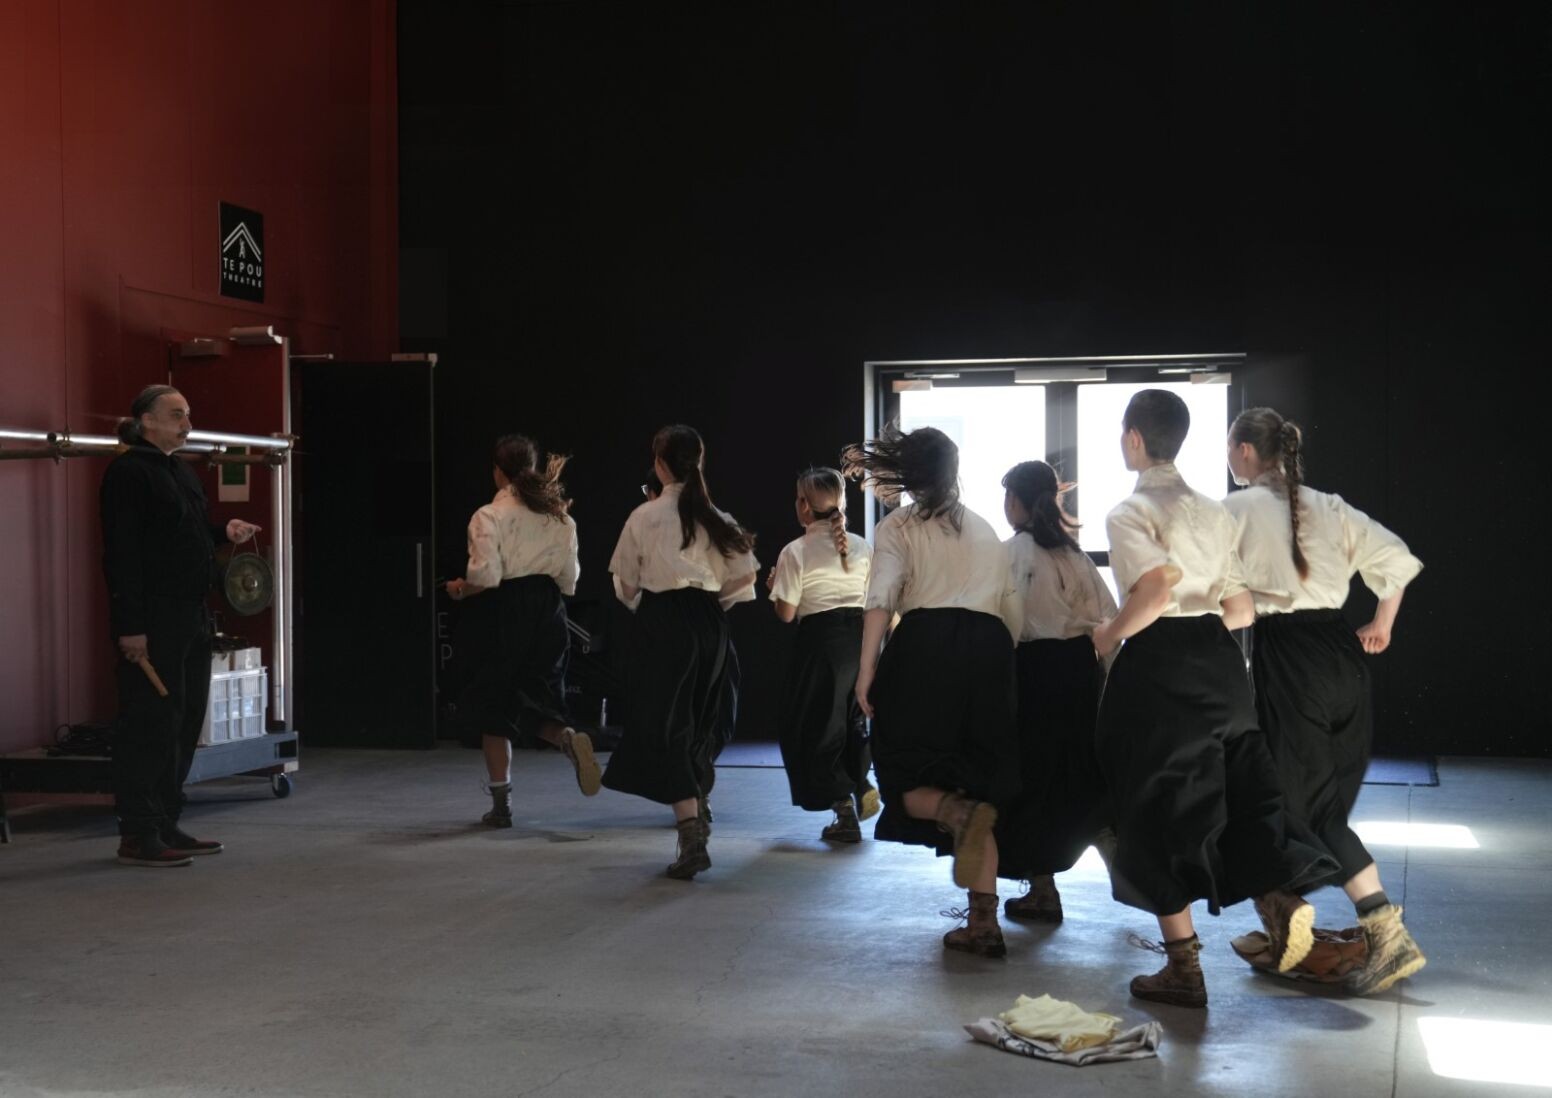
[219,202,264,302]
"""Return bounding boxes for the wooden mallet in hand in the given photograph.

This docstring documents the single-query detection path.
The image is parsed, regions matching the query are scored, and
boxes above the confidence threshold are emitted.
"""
[137,657,170,698]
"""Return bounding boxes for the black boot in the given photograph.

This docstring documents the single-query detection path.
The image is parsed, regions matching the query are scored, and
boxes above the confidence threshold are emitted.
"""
[666,817,711,880]
[821,799,863,843]
[482,782,513,828]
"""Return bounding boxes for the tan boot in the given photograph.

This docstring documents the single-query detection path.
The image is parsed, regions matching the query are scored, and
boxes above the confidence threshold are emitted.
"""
[560,728,602,796]
[856,784,881,822]
[666,817,711,880]
[934,793,998,890]
[943,891,1007,958]
[1345,905,1427,996]
[1129,934,1207,1008]
[1003,875,1063,924]
[1254,890,1317,972]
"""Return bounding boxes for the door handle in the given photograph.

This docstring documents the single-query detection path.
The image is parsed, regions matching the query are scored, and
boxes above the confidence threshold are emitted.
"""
[415,543,424,599]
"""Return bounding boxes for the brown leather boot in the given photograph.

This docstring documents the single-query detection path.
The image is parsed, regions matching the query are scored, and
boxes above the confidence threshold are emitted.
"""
[943,890,1007,958]
[821,799,863,843]
[1254,890,1317,973]
[934,792,998,890]
[666,817,711,880]
[1345,904,1427,996]
[1003,875,1063,923]
[1129,934,1207,1008]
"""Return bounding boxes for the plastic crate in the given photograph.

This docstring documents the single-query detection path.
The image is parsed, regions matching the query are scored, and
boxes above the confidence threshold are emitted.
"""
[199,668,269,747]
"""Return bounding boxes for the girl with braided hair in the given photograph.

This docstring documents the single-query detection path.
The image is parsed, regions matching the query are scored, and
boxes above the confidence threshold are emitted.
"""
[767,468,877,843]
[446,435,596,827]
[1226,407,1427,996]
[844,426,1023,959]
[605,425,759,880]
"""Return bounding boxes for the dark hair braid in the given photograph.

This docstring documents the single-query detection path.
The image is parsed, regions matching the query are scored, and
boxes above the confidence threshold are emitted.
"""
[1230,407,1310,580]
[797,467,851,571]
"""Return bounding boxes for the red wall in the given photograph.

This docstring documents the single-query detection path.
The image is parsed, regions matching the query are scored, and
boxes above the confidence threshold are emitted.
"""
[0,0,398,750]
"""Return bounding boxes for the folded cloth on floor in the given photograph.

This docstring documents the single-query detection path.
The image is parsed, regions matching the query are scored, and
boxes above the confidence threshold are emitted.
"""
[965,1017,1163,1066]
[997,993,1120,1051]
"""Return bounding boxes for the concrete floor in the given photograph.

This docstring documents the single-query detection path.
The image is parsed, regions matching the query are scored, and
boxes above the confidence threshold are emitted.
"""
[1,749,1549,1098]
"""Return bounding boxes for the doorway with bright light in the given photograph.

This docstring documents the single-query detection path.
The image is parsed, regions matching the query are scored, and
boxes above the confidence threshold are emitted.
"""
[867,355,1243,600]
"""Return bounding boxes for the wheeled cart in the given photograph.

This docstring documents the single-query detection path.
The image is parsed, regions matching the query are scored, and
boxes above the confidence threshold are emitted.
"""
[0,732,298,844]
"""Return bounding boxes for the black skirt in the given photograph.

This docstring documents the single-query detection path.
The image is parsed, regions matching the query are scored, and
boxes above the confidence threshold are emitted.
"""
[996,635,1110,879]
[457,574,570,744]
[1095,615,1337,916]
[777,607,871,811]
[870,608,1019,855]
[1253,609,1373,886]
[712,640,742,761]
[602,587,729,806]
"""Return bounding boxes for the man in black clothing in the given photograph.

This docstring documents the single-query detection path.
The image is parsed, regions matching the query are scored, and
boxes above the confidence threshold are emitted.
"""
[102,385,260,867]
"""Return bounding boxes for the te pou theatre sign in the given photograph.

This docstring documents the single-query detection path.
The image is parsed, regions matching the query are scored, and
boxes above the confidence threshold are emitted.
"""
[219,202,264,302]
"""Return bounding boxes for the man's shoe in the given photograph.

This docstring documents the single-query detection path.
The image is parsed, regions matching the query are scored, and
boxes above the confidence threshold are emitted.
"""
[117,835,193,868]
[856,784,881,822]
[161,827,223,856]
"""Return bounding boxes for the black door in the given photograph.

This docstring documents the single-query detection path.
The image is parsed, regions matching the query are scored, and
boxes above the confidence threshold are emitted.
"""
[292,360,437,747]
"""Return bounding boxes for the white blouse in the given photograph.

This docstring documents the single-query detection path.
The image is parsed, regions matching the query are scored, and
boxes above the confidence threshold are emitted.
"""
[1106,463,1247,618]
[769,525,872,619]
[465,489,580,595]
[864,503,1022,640]
[1225,475,1423,615]
[1007,532,1119,642]
[608,483,759,608]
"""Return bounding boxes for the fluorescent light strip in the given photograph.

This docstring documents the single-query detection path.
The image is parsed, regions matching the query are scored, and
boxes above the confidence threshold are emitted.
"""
[1419,1018,1552,1088]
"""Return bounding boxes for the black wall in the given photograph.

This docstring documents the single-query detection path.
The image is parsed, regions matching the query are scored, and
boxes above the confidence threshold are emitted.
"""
[399,2,1550,756]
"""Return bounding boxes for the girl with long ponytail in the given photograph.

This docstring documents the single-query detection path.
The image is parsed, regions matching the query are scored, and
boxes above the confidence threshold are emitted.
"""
[766,468,877,842]
[1226,407,1428,995]
[445,434,597,827]
[993,460,1118,926]
[605,425,759,880]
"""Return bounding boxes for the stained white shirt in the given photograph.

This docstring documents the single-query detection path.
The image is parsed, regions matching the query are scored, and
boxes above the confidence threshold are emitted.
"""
[1106,463,1246,618]
[609,482,759,608]
[1007,532,1119,642]
[864,503,1022,640]
[465,489,579,595]
[1225,474,1423,614]
[769,525,872,619]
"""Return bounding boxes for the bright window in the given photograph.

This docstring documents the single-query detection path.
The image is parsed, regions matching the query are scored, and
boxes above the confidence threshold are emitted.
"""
[1074,381,1231,552]
[898,385,1046,540]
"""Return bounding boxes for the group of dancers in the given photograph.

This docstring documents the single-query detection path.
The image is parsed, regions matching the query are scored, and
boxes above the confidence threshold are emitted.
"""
[444,392,1426,1008]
